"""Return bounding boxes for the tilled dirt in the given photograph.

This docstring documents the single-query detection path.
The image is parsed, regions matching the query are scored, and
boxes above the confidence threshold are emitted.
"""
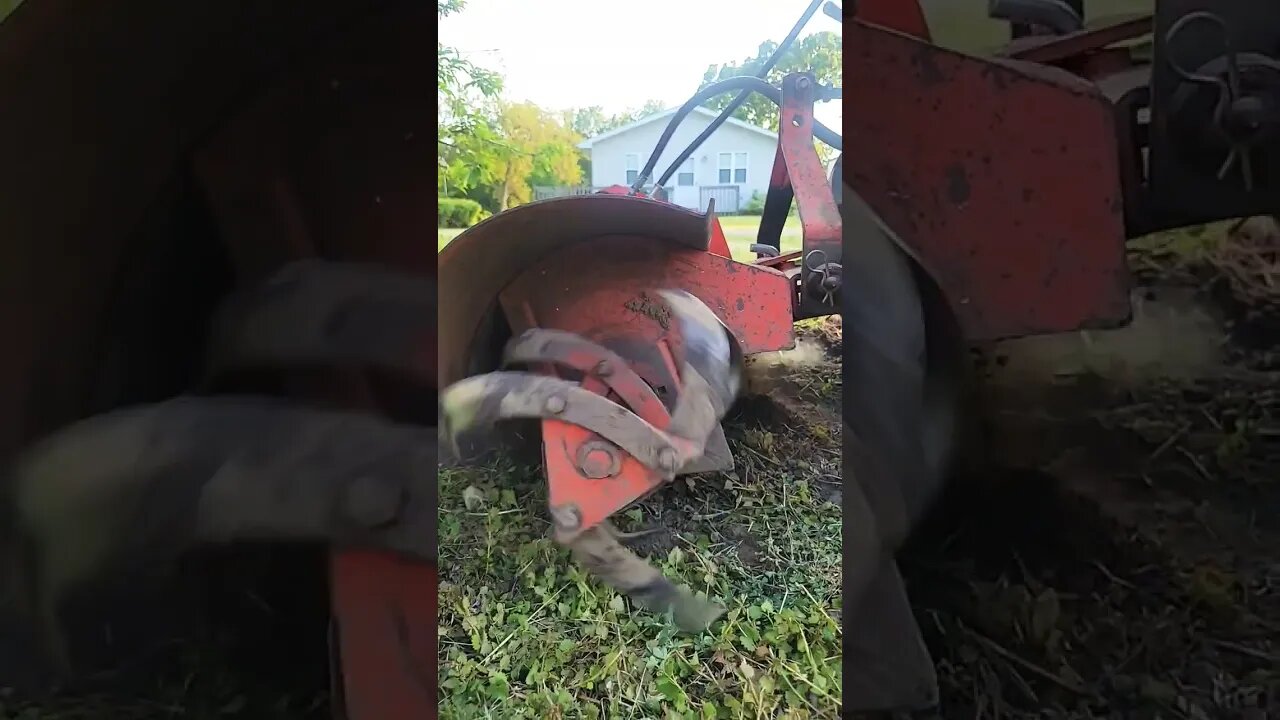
[900,225,1280,720]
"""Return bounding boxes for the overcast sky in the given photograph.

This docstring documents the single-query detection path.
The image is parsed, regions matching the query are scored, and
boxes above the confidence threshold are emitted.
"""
[441,0,842,131]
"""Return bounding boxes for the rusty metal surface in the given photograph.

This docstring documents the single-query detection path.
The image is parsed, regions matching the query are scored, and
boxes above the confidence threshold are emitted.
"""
[494,236,788,542]
[845,20,1132,341]
[442,315,735,542]
[499,236,794,361]
[438,195,717,388]
[779,74,844,317]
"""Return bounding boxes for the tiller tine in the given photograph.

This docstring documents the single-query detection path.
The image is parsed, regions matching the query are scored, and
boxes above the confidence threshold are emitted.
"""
[205,258,437,382]
[0,259,441,684]
[2,398,436,668]
[440,289,742,631]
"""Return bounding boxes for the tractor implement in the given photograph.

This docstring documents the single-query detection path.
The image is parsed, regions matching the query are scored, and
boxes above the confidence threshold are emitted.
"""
[439,55,845,630]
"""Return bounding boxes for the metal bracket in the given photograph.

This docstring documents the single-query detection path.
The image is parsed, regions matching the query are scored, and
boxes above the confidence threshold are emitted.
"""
[757,72,843,318]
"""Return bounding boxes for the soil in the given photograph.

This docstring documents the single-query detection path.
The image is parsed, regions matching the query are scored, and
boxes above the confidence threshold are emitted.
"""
[900,224,1280,719]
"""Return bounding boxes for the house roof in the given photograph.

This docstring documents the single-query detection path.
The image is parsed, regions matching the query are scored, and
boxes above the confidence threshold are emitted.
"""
[576,106,777,150]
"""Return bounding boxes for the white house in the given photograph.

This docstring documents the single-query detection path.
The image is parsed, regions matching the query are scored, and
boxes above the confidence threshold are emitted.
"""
[576,106,778,213]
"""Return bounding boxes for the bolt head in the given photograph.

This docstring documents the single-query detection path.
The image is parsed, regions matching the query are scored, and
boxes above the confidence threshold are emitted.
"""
[550,504,581,530]
[657,447,679,472]
[545,395,567,414]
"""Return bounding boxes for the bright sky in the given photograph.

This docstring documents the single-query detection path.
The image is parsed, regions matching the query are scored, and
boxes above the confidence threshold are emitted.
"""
[441,0,842,132]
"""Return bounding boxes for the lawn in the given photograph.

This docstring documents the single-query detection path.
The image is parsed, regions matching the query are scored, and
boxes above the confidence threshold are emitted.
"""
[439,214,803,261]
[438,371,844,719]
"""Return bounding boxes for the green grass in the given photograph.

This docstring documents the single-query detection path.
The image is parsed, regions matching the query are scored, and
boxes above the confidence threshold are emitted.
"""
[438,419,843,719]
[440,214,801,262]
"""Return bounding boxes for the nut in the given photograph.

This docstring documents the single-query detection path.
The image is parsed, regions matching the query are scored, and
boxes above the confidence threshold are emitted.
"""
[576,441,621,479]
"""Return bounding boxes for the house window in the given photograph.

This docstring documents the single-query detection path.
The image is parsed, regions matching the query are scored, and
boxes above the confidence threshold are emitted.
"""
[677,158,694,186]
[718,152,748,184]
[625,153,640,185]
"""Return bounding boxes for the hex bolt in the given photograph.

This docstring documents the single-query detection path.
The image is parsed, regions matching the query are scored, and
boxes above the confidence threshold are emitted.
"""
[796,76,811,91]
[550,504,582,531]
[577,441,621,479]
[545,394,567,414]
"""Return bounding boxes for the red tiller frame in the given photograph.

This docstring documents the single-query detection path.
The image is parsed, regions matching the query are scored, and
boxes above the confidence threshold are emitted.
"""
[498,235,794,538]
[757,73,843,319]
[844,15,1132,341]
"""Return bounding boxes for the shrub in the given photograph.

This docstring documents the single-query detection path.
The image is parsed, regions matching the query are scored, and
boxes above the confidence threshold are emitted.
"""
[439,198,483,228]
[741,190,766,216]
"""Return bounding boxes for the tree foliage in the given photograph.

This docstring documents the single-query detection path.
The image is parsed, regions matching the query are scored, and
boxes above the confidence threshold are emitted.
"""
[491,103,583,210]
[441,103,583,211]
[697,31,841,130]
[563,100,667,139]
[438,0,502,194]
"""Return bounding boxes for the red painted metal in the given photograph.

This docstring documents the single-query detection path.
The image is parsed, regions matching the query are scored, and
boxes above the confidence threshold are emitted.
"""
[595,183,734,257]
[857,0,932,41]
[844,20,1132,341]
[498,235,794,535]
[330,553,435,717]
[708,216,733,258]
[439,195,721,389]
[778,74,842,295]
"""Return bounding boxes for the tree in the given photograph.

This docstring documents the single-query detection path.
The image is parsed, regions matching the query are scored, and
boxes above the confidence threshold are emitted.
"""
[438,0,503,194]
[697,32,840,130]
[564,100,668,139]
[451,103,582,212]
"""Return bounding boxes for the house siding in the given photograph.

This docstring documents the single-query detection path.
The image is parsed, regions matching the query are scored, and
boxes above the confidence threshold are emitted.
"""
[587,112,776,212]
